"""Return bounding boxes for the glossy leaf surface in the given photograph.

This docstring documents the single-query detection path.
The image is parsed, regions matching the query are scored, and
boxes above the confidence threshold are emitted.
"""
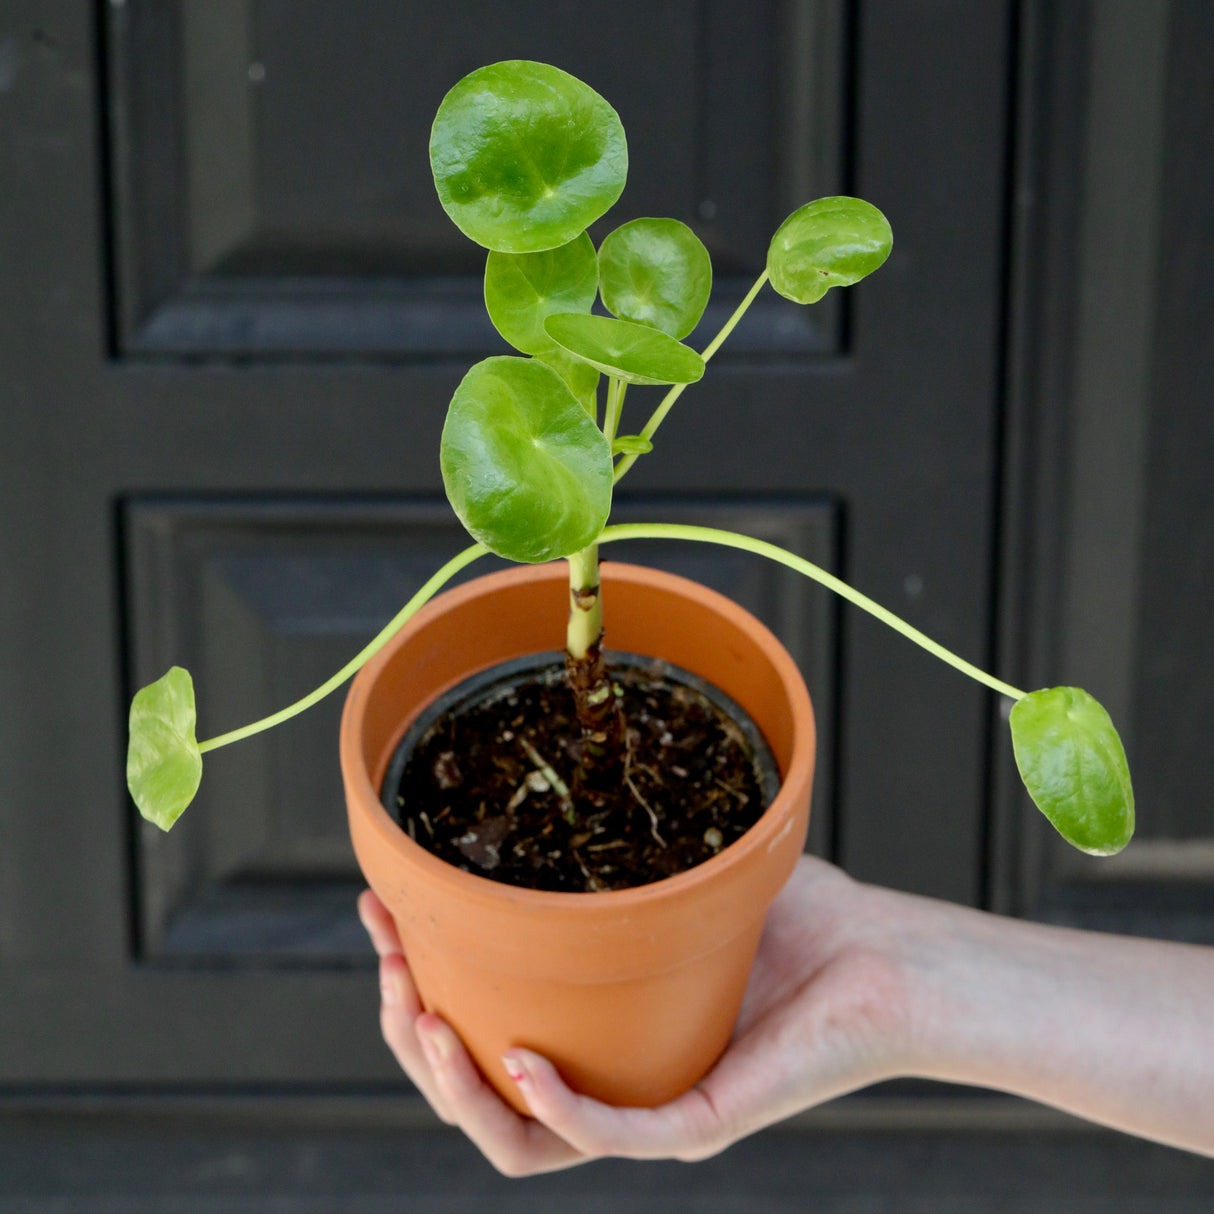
[537,345,600,416]
[767,196,893,304]
[1010,686,1135,855]
[441,357,612,562]
[127,666,203,831]
[544,313,705,385]
[430,61,627,253]
[598,217,712,338]
[484,233,599,354]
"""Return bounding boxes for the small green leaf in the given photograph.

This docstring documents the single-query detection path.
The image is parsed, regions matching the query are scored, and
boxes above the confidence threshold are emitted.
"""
[441,356,612,562]
[598,217,712,339]
[1010,687,1135,856]
[537,345,600,416]
[544,313,705,386]
[611,435,653,456]
[430,61,628,253]
[127,666,203,831]
[767,196,893,304]
[485,233,599,355]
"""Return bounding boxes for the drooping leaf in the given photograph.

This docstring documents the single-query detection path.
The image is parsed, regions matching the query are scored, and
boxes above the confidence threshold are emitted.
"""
[430,60,628,253]
[597,217,712,339]
[767,196,893,304]
[127,666,203,831]
[484,233,600,355]
[1010,687,1135,856]
[544,313,705,386]
[537,345,600,416]
[440,356,612,562]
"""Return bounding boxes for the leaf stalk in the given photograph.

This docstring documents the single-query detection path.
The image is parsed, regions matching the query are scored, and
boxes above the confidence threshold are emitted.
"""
[613,269,771,484]
[197,542,488,753]
[596,523,1028,703]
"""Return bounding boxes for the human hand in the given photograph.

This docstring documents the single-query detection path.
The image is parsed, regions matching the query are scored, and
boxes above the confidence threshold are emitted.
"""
[358,855,920,1174]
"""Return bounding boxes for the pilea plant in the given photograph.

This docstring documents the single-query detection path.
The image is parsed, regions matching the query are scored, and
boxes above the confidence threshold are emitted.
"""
[127,60,1134,860]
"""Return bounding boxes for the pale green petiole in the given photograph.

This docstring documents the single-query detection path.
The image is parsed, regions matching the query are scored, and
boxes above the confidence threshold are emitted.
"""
[613,270,771,485]
[197,541,489,753]
[697,269,771,363]
[603,375,627,445]
[200,516,1024,756]
[596,523,1028,703]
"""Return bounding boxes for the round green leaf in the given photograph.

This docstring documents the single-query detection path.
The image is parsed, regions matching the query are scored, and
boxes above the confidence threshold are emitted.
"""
[127,666,204,831]
[767,196,893,304]
[598,217,712,338]
[430,61,628,253]
[1010,687,1135,856]
[544,313,705,386]
[484,233,599,354]
[441,356,612,562]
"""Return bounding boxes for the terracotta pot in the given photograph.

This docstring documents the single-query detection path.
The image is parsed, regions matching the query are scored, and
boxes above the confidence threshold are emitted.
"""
[341,561,815,1112]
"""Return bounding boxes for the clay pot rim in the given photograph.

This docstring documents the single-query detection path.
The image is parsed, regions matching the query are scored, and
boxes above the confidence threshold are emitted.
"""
[341,560,815,915]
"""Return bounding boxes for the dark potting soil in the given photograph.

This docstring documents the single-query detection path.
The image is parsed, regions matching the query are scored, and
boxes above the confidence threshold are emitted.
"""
[389,659,771,893]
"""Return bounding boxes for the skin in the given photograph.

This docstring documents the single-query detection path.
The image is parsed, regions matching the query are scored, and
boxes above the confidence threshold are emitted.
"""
[358,855,1214,1176]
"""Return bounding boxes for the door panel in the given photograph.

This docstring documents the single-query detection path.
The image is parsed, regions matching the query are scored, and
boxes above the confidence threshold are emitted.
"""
[108,0,843,358]
[125,494,838,968]
[992,1,1214,963]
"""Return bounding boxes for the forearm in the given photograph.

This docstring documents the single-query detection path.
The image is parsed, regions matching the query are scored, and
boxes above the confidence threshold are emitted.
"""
[895,893,1214,1156]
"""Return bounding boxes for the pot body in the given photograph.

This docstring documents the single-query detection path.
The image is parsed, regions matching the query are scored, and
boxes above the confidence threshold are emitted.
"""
[341,561,815,1111]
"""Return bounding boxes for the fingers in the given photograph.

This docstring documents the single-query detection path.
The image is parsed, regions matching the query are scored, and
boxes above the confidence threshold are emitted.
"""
[358,891,453,1120]
[359,889,582,1173]
[502,1049,727,1163]
[376,952,457,1123]
[357,888,402,957]
[357,889,730,1172]
[416,1016,585,1176]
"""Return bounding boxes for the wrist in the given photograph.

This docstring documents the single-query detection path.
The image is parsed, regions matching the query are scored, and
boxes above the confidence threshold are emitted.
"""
[839,882,1033,1087]
[797,872,963,1088]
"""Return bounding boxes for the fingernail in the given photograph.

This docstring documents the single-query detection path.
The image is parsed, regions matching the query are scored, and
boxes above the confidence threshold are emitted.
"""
[502,1054,529,1087]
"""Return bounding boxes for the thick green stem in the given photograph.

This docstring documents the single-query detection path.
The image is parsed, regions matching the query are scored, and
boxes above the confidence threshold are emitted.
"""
[564,542,624,796]
[597,524,1028,702]
[565,544,603,660]
[613,269,771,485]
[197,542,489,752]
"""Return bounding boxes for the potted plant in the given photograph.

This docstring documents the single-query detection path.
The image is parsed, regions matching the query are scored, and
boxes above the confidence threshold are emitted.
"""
[126,61,1134,1112]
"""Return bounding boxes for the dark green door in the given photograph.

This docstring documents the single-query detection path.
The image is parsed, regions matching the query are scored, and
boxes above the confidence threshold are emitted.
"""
[2,1,1211,1208]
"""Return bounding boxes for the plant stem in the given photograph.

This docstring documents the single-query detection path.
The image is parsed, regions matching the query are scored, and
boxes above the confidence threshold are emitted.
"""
[565,544,602,661]
[613,269,771,485]
[564,541,626,794]
[597,523,1028,702]
[698,269,771,363]
[197,542,489,753]
[603,375,627,445]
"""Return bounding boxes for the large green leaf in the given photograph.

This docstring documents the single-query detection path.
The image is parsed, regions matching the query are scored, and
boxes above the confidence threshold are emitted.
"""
[127,666,203,830]
[767,196,893,304]
[1010,687,1135,855]
[544,313,705,385]
[597,217,712,339]
[440,356,612,562]
[430,61,628,253]
[484,233,599,355]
